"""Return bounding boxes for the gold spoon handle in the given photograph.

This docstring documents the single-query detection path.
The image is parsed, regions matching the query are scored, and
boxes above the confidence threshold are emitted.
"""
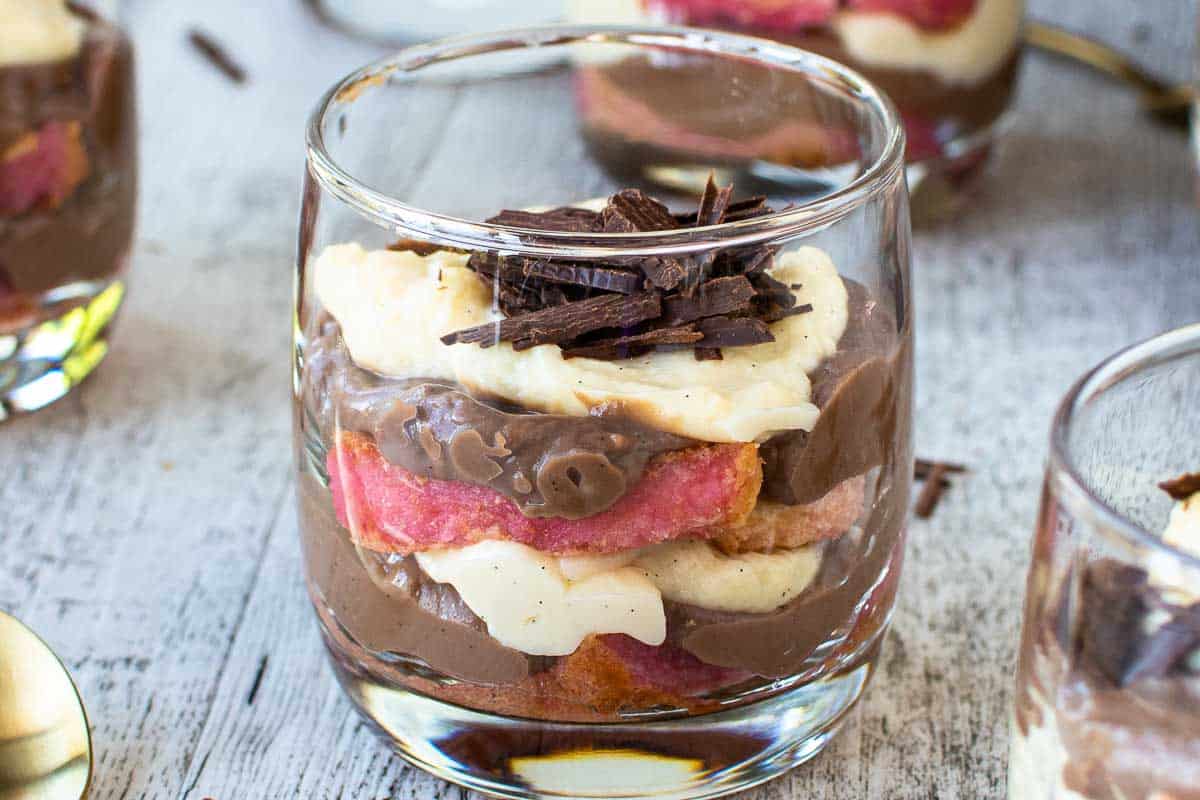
[1023,20,1178,97]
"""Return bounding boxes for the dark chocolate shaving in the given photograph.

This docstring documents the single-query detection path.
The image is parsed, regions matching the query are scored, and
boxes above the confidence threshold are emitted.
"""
[673,194,770,225]
[442,178,806,361]
[1160,472,1200,501]
[913,458,968,518]
[661,276,755,326]
[522,260,643,294]
[187,29,247,85]
[441,292,660,350]
[639,255,690,291]
[696,177,734,228]
[914,463,949,519]
[487,207,601,232]
[694,317,774,348]
[915,458,967,479]
[603,189,680,233]
[562,326,703,360]
[761,303,815,324]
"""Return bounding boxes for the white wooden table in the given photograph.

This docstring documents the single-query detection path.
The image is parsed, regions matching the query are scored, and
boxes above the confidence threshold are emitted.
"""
[2,1,1197,797]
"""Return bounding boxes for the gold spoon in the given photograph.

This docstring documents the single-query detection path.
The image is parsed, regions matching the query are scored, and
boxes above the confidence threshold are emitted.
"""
[1024,21,1196,131]
[0,612,92,800]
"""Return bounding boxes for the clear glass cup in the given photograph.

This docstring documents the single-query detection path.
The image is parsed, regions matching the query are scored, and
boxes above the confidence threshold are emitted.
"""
[567,0,1024,224]
[0,0,137,418]
[296,25,912,799]
[1009,324,1200,800]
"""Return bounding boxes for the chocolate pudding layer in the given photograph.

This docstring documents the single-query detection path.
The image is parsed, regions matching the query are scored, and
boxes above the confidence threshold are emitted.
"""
[1013,557,1200,799]
[0,7,137,309]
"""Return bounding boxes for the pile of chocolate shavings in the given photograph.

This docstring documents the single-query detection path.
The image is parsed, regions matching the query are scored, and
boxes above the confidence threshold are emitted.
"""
[439,178,811,361]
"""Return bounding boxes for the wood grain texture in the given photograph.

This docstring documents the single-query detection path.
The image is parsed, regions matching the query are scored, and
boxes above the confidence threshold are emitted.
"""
[0,0,1197,798]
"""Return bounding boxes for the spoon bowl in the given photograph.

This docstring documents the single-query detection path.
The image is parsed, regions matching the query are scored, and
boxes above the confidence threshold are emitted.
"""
[0,612,91,800]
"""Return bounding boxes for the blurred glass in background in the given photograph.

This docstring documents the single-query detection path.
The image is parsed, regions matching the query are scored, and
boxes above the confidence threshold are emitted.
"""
[303,0,562,43]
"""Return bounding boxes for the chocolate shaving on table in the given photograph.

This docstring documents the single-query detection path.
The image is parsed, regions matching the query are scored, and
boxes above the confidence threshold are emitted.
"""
[914,458,967,480]
[913,458,968,518]
[914,463,949,519]
[1160,472,1200,501]
[441,175,809,361]
[187,29,248,85]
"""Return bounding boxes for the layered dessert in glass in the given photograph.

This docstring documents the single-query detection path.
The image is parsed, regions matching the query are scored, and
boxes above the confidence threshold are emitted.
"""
[0,0,136,416]
[1009,325,1200,800]
[569,0,1023,221]
[296,27,912,798]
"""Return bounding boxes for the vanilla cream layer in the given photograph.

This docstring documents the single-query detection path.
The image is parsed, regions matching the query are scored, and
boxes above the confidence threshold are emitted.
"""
[416,539,823,656]
[312,244,848,443]
[0,0,86,66]
[835,0,1022,87]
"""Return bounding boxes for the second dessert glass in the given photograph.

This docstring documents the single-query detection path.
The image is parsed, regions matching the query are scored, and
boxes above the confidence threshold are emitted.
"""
[567,0,1024,223]
[296,25,912,799]
[1009,324,1200,800]
[0,0,137,418]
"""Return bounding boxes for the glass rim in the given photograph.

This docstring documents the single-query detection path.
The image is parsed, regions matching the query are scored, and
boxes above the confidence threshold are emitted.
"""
[1049,322,1200,570]
[303,24,907,258]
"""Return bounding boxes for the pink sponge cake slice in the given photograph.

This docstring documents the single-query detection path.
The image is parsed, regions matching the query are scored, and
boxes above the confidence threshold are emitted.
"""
[845,0,978,30]
[648,0,977,32]
[328,431,761,556]
[648,0,838,31]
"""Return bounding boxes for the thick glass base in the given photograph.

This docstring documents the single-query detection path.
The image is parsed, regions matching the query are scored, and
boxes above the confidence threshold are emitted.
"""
[323,632,877,800]
[0,280,124,420]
